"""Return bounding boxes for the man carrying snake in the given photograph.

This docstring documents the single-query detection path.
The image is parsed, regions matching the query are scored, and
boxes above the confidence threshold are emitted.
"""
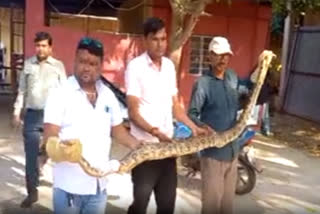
[125,17,207,214]
[188,36,241,214]
[42,37,142,214]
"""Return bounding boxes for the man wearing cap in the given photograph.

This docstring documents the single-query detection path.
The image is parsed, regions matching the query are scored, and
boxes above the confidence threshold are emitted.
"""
[188,36,240,214]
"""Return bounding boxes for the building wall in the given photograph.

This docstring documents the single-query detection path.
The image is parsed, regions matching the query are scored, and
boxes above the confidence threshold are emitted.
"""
[152,0,271,105]
[25,0,271,104]
[118,0,152,34]
[25,0,144,89]
[0,7,24,83]
[50,13,119,33]
[0,7,11,69]
[304,10,320,25]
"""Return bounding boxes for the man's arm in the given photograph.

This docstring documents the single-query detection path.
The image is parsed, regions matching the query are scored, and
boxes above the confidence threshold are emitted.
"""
[12,67,27,127]
[41,123,60,150]
[188,80,206,127]
[111,123,141,150]
[187,80,214,134]
[172,95,207,136]
[127,95,171,142]
[58,61,67,82]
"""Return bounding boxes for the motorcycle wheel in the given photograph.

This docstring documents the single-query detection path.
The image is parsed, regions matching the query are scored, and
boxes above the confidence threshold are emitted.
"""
[236,158,256,195]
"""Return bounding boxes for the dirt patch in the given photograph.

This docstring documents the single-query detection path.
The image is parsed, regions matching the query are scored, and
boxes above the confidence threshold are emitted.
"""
[270,112,320,157]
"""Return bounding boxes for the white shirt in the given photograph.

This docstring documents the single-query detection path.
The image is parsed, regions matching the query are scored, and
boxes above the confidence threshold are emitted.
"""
[125,52,178,142]
[13,56,66,116]
[44,76,123,195]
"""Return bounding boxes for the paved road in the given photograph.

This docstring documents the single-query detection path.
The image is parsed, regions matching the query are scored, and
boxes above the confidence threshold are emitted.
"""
[0,94,319,214]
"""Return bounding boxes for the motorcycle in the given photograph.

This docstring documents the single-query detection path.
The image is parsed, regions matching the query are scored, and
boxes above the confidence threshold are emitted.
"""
[177,124,262,195]
[235,128,263,195]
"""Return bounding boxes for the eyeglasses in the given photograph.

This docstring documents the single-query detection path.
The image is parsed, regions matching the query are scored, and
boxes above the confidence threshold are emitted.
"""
[79,37,103,49]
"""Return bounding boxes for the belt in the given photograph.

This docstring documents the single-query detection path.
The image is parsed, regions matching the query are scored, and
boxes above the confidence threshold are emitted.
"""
[26,108,44,112]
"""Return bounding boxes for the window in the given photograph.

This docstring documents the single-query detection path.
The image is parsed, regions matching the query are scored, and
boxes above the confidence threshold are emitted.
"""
[189,35,213,75]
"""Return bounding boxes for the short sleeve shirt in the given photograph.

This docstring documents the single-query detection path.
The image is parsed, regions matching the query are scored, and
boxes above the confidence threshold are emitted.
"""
[125,52,178,142]
[44,76,123,195]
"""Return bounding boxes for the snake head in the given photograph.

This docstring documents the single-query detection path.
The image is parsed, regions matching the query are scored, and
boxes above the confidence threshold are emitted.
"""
[259,50,276,64]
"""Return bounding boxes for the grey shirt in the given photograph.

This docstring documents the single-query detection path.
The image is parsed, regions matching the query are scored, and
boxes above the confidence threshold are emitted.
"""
[13,56,66,116]
[188,68,240,161]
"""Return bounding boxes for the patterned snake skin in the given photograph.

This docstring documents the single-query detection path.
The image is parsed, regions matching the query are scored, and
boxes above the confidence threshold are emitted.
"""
[59,50,275,178]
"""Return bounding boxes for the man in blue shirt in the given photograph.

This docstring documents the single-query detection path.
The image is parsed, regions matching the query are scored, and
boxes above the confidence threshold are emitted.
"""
[188,36,240,214]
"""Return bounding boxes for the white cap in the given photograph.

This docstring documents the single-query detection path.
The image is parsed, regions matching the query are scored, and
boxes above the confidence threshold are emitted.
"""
[208,36,233,55]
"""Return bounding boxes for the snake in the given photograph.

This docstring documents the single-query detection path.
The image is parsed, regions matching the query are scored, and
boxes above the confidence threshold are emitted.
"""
[48,50,275,178]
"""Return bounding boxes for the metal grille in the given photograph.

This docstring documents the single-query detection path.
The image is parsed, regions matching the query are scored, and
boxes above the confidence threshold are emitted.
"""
[189,35,213,75]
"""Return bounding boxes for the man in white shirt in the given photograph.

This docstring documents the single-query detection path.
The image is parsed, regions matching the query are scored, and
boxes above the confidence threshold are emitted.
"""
[125,17,207,214]
[12,32,66,208]
[43,37,142,214]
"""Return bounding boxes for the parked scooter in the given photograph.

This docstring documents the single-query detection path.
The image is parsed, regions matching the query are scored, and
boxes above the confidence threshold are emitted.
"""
[177,123,262,195]
[235,128,263,195]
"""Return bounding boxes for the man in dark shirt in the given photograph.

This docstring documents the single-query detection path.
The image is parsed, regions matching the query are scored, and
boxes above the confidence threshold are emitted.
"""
[188,36,239,214]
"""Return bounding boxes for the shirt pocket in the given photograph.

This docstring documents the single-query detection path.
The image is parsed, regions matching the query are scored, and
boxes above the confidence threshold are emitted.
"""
[95,106,112,135]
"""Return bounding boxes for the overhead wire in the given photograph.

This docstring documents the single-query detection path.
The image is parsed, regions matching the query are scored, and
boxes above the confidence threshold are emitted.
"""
[47,0,96,15]
[47,0,145,14]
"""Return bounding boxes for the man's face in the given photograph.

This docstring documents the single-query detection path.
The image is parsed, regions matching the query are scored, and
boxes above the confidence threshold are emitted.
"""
[35,40,52,60]
[144,28,167,59]
[74,49,102,85]
[209,51,231,72]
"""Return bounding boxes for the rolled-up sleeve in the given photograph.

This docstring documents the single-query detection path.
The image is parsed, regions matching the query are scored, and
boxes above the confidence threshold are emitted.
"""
[110,94,123,127]
[188,79,206,127]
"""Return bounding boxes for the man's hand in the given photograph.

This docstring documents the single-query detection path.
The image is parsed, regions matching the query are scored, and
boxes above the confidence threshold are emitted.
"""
[190,125,208,137]
[46,137,82,163]
[202,125,216,135]
[151,128,172,142]
[60,139,82,162]
[11,114,22,128]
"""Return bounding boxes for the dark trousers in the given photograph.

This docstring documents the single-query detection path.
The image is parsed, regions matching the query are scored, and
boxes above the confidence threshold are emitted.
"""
[23,109,44,195]
[128,158,177,214]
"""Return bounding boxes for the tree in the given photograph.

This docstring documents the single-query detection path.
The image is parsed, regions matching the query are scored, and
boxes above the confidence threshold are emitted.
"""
[273,0,320,16]
[168,0,320,77]
[168,0,214,84]
[167,0,234,86]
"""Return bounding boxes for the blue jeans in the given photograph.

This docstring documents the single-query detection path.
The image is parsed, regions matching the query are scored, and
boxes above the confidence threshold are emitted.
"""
[261,103,271,134]
[23,109,44,195]
[53,188,107,214]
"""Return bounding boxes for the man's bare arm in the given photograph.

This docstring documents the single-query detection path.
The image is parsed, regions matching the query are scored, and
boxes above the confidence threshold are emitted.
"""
[41,123,60,149]
[111,123,141,150]
[172,95,208,136]
[127,95,171,142]
[127,95,153,133]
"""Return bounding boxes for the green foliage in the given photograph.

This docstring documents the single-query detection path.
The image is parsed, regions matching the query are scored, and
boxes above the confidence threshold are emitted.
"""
[272,0,320,15]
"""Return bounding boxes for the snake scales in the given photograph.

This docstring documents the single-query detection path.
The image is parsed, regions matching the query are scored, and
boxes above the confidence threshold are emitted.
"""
[49,50,275,178]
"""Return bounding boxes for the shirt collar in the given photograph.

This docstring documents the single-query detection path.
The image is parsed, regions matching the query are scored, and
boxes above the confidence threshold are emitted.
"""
[144,51,163,71]
[30,55,55,65]
[203,67,228,80]
[69,75,103,93]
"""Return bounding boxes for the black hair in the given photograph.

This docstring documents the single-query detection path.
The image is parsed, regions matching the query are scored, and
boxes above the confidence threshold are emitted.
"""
[77,37,104,60]
[34,32,52,46]
[143,17,165,37]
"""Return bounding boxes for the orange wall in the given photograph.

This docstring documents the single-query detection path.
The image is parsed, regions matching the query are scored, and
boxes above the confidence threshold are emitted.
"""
[25,0,144,89]
[152,0,271,105]
[25,0,271,103]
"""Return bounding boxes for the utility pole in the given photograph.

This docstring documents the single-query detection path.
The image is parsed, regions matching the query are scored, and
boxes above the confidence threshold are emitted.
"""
[279,0,292,110]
